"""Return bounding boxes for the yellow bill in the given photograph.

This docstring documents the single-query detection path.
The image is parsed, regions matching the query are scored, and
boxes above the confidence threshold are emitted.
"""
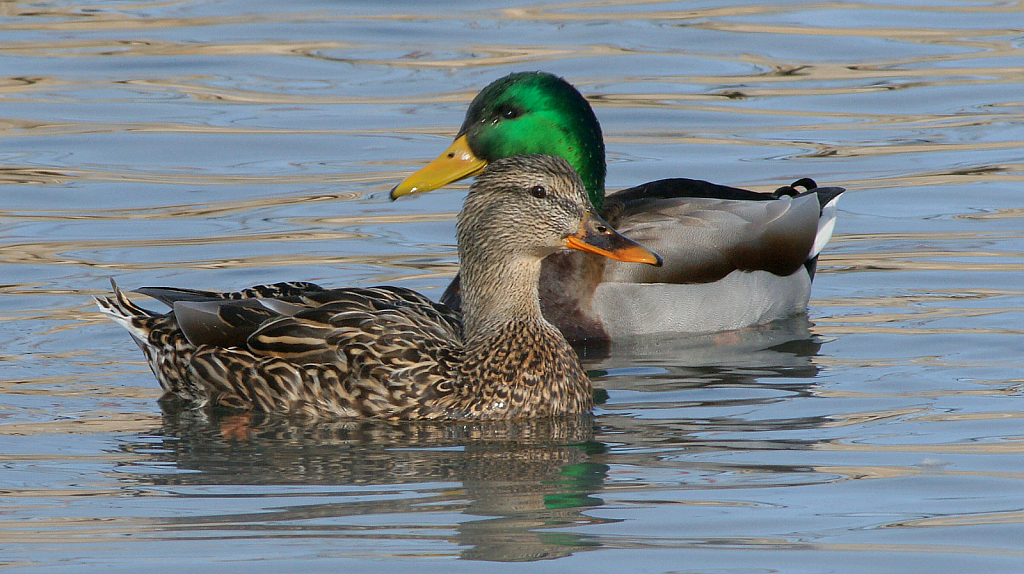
[391,135,487,199]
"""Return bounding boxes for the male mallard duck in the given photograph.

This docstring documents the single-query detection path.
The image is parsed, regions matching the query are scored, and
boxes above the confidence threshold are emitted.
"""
[95,155,661,420]
[391,72,844,344]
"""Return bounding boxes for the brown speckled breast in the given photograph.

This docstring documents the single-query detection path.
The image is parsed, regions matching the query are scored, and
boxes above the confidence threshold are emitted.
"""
[452,318,593,419]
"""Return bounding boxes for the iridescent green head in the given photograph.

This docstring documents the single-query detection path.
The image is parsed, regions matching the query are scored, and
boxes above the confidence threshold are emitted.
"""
[391,72,608,211]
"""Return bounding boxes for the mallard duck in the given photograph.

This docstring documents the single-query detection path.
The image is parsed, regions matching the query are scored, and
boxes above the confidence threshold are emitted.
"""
[95,155,661,420]
[391,72,844,344]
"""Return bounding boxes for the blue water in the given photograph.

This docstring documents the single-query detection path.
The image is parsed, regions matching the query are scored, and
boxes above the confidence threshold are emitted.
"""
[2,1,1023,572]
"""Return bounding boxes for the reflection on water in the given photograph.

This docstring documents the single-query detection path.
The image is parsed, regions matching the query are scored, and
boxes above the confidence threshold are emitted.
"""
[114,321,834,563]
[0,325,835,563]
[124,413,604,562]
[3,0,1024,570]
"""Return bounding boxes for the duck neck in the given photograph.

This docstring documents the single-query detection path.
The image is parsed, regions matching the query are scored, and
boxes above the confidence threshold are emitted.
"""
[454,245,593,419]
[458,250,548,341]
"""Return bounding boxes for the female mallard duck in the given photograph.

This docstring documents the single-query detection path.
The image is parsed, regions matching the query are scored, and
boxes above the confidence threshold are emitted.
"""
[391,72,844,344]
[95,155,661,420]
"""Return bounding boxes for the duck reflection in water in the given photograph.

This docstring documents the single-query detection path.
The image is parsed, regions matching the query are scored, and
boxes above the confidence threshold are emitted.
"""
[127,412,612,562]
[118,323,828,563]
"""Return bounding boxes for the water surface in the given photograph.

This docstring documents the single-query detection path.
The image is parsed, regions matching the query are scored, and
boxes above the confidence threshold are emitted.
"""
[2,1,1023,572]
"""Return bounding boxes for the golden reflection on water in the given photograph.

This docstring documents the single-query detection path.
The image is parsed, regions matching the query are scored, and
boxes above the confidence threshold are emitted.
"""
[817,440,1024,455]
[0,165,404,187]
[0,412,163,436]
[818,464,1024,482]
[891,510,1024,528]
[1,192,425,221]
[0,370,155,396]
[0,242,457,273]
[0,76,473,108]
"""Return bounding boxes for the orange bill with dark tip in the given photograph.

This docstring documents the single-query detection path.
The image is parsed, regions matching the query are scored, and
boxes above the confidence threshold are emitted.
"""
[390,135,488,199]
[564,211,662,266]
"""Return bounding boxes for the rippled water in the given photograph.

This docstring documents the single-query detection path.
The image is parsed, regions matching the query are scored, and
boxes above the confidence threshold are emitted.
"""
[2,1,1023,572]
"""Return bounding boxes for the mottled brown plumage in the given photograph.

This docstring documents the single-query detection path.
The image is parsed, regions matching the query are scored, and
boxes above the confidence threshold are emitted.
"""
[95,155,660,420]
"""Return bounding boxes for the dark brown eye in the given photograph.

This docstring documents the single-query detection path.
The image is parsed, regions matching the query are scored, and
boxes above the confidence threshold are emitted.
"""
[529,185,547,199]
[497,105,521,120]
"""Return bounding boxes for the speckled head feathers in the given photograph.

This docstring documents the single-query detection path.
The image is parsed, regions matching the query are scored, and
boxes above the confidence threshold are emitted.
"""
[458,154,592,262]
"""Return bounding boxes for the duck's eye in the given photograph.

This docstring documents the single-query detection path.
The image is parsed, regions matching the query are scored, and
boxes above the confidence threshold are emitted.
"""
[496,105,521,120]
[529,185,547,199]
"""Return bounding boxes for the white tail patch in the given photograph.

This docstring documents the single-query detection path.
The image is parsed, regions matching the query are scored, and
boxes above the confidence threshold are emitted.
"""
[810,193,841,259]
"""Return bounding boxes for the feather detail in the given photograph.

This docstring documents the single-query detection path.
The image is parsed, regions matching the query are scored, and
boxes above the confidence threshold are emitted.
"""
[95,156,625,421]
